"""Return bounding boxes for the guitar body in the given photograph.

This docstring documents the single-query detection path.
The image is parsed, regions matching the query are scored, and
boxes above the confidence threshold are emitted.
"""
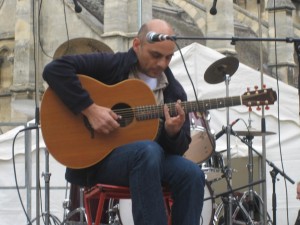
[40,75,159,169]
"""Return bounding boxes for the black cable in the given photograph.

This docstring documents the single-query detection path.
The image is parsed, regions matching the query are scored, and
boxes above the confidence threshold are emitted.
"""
[173,40,216,153]
[271,1,290,224]
[38,0,53,59]
[12,126,39,225]
[63,0,70,55]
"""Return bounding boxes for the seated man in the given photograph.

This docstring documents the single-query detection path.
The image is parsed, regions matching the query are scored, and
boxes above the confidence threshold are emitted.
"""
[42,19,205,225]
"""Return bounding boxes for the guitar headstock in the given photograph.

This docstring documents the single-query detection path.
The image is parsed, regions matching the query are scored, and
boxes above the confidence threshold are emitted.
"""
[242,86,277,111]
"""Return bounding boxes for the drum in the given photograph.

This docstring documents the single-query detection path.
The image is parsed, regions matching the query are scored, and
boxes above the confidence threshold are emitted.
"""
[117,181,215,225]
[201,181,215,225]
[184,112,215,164]
[202,152,224,182]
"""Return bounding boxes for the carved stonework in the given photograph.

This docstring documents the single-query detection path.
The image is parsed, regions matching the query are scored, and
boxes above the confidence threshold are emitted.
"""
[0,45,14,91]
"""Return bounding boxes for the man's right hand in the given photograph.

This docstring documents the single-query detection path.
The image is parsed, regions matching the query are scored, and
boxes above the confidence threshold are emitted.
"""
[81,103,120,134]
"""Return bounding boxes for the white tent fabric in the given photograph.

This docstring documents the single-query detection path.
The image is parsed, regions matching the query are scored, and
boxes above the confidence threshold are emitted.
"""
[0,43,299,225]
[170,42,300,225]
[0,121,67,225]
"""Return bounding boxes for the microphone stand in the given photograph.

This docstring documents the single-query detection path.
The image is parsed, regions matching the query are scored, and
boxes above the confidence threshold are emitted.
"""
[31,1,60,225]
[171,36,300,43]
[233,132,295,225]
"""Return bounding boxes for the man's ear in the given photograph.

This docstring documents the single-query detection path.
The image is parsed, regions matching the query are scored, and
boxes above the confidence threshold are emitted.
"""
[132,37,141,52]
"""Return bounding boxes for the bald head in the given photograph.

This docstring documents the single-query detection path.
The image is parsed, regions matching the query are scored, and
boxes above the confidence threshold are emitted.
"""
[137,19,175,43]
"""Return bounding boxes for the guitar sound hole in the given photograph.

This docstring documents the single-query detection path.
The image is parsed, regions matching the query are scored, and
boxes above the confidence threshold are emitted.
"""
[112,103,134,127]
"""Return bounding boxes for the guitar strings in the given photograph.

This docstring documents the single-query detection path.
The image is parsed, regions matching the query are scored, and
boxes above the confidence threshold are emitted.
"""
[111,96,243,120]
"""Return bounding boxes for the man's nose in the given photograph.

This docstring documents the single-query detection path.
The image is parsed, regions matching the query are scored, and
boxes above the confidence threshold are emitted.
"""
[157,57,169,68]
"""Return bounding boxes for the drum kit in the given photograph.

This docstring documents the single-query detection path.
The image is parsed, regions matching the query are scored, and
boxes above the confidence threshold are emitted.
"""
[183,56,276,225]
[63,57,275,225]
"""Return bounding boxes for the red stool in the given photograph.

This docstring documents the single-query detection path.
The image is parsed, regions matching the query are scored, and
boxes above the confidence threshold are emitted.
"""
[84,184,172,225]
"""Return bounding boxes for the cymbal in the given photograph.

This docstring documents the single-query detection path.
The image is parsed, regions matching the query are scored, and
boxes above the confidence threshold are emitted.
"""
[204,56,239,84]
[235,130,276,136]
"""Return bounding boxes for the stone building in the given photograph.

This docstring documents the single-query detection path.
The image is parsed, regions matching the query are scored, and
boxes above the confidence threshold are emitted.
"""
[0,0,299,132]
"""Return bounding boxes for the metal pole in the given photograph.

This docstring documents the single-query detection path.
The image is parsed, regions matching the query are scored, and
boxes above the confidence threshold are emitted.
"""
[138,0,142,28]
[257,1,268,224]
[42,148,51,225]
[225,74,233,225]
[25,124,32,222]
[33,0,41,224]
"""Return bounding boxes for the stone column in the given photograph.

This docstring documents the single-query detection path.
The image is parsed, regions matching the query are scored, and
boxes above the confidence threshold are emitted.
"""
[102,0,152,52]
[102,0,129,51]
[127,0,152,32]
[205,0,236,55]
[266,0,296,85]
[11,0,35,94]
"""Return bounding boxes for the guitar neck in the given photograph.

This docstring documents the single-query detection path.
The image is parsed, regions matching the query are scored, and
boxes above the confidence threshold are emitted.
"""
[134,96,241,121]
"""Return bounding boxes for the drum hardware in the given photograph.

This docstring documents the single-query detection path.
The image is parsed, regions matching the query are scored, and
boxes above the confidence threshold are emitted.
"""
[204,56,240,225]
[201,151,226,183]
[61,185,88,224]
[217,147,257,225]
[205,180,265,225]
[233,131,295,225]
[107,199,122,225]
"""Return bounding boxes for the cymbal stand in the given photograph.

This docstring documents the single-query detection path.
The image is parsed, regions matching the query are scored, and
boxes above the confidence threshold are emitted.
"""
[224,73,234,225]
[243,133,255,219]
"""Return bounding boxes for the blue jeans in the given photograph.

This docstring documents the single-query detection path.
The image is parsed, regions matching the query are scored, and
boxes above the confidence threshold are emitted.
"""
[92,140,205,225]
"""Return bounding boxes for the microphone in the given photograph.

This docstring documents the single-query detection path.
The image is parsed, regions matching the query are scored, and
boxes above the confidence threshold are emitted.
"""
[146,32,175,43]
[215,119,240,140]
[73,0,82,13]
[210,0,218,15]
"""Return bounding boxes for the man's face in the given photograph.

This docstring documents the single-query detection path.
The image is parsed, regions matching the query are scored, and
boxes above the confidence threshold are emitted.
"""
[133,38,176,78]
[297,184,300,200]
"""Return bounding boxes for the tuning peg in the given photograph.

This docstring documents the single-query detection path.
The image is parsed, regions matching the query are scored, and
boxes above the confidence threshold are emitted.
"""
[247,87,251,94]
[262,84,266,89]
[265,105,270,110]
[248,106,252,112]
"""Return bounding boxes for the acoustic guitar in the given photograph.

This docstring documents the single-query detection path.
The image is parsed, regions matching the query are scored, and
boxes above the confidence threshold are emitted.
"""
[40,75,277,169]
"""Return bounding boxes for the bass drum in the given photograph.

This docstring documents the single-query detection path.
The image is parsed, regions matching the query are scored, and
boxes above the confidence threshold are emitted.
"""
[184,112,215,164]
[117,181,215,225]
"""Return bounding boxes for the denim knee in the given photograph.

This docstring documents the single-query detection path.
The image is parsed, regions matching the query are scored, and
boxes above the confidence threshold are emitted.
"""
[132,140,164,170]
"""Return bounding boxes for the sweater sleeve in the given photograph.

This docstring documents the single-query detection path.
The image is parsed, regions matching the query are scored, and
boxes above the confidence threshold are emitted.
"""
[42,52,125,114]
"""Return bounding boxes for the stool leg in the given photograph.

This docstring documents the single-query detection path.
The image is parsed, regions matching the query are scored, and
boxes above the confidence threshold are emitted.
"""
[84,194,93,225]
[166,197,173,225]
[93,193,106,225]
